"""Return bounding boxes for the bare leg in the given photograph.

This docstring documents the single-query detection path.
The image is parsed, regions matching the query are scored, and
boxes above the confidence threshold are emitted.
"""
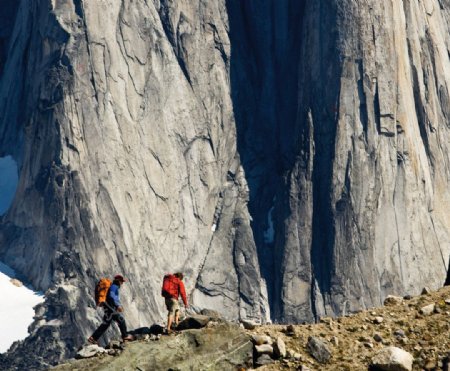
[167,314,174,333]
[174,310,180,326]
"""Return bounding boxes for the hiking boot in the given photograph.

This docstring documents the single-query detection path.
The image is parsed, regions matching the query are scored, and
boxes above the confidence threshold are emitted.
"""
[87,337,98,345]
[122,335,134,342]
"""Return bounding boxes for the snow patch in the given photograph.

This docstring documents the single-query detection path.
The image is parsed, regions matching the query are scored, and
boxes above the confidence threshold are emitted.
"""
[263,206,275,244]
[0,156,19,215]
[0,261,45,353]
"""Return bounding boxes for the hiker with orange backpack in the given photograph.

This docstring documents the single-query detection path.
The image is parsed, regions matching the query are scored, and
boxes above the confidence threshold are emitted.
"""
[161,272,188,334]
[88,274,133,344]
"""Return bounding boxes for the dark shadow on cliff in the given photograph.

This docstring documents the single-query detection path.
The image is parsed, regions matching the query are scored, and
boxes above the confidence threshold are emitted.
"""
[227,0,344,322]
[226,0,307,321]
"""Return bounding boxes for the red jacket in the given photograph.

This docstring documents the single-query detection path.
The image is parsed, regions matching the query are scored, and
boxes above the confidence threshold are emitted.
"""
[162,275,188,306]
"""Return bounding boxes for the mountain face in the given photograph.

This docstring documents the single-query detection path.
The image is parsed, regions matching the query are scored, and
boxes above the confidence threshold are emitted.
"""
[0,0,449,367]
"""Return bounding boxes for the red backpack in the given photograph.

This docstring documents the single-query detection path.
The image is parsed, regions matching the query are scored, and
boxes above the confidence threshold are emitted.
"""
[161,274,178,298]
[95,278,112,306]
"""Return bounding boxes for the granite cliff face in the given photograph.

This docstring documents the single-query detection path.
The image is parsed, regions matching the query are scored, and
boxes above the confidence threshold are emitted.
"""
[0,0,449,367]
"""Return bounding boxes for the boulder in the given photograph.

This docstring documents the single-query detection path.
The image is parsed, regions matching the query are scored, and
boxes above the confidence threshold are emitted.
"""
[149,324,165,335]
[384,296,403,306]
[106,341,123,350]
[129,327,152,335]
[370,346,413,371]
[76,345,107,359]
[200,309,222,319]
[10,278,23,287]
[254,343,273,355]
[307,336,332,364]
[177,315,210,330]
[241,319,258,330]
[255,354,274,367]
[285,324,296,336]
[273,337,286,358]
[419,304,435,316]
[251,335,272,345]
[373,333,383,343]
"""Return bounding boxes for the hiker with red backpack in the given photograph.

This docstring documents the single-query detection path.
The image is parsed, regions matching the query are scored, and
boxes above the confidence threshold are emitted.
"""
[88,274,133,344]
[161,272,188,334]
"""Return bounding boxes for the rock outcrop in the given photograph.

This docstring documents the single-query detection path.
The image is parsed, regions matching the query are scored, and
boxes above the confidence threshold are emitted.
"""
[0,0,449,368]
[53,323,253,371]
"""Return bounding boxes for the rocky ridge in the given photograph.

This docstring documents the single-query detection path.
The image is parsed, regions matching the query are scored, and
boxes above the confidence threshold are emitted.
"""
[44,285,450,371]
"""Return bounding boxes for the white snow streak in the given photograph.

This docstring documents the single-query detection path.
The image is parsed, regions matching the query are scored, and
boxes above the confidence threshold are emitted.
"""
[0,261,45,353]
[263,206,275,244]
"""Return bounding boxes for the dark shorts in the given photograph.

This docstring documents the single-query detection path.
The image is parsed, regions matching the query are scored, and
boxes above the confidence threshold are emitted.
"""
[165,298,180,316]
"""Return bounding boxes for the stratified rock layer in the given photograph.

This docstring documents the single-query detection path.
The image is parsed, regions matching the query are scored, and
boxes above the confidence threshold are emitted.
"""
[0,0,449,368]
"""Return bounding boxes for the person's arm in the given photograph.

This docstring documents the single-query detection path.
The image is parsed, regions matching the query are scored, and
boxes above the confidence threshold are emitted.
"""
[109,284,122,308]
[179,281,188,307]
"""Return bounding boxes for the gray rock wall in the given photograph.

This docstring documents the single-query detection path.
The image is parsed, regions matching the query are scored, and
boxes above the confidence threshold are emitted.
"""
[0,0,449,367]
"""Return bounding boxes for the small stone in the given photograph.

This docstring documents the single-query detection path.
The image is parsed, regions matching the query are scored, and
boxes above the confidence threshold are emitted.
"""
[298,366,311,371]
[362,325,368,330]
[255,354,274,367]
[394,329,406,338]
[200,308,222,319]
[374,316,384,324]
[252,335,272,345]
[424,360,437,370]
[370,346,413,371]
[177,314,211,330]
[285,324,296,335]
[240,319,258,330]
[419,303,435,315]
[422,333,432,341]
[444,298,450,305]
[403,294,412,300]
[384,295,403,306]
[273,337,286,359]
[255,343,273,355]
[373,333,383,343]
[330,336,339,346]
[293,352,302,360]
[10,278,23,287]
[76,344,107,359]
[107,349,121,356]
[364,342,374,348]
[320,317,333,325]
[421,287,432,295]
[399,338,409,345]
[307,336,332,364]
[106,340,122,350]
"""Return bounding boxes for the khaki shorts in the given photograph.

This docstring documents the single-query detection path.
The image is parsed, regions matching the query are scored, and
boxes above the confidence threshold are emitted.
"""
[165,298,180,316]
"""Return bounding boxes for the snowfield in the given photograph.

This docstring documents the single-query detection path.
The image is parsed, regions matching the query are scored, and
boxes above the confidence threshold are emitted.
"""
[0,261,45,353]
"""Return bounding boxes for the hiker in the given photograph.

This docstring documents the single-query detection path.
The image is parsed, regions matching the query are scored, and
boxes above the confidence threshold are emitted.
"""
[88,274,133,344]
[162,272,188,333]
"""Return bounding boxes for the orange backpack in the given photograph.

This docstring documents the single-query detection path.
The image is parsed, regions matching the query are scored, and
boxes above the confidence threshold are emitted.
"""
[95,278,112,306]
